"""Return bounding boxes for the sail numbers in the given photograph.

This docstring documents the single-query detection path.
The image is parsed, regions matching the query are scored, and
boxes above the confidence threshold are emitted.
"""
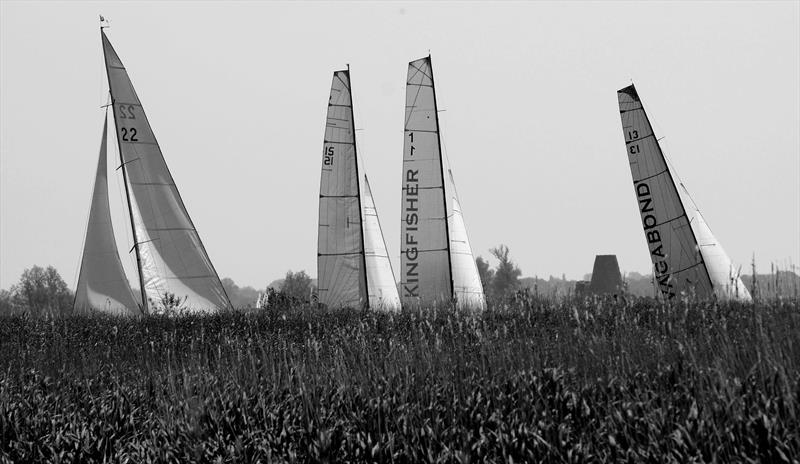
[628,130,641,154]
[118,104,139,142]
[118,104,136,119]
[323,146,334,166]
[120,128,138,142]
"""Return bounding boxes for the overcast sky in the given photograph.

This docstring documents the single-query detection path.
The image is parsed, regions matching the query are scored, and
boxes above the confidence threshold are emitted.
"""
[1,1,798,290]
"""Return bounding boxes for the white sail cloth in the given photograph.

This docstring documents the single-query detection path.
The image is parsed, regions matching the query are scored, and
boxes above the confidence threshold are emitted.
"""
[618,84,749,301]
[102,31,231,312]
[362,176,401,310]
[681,191,752,301]
[74,116,140,315]
[447,172,486,310]
[318,70,367,309]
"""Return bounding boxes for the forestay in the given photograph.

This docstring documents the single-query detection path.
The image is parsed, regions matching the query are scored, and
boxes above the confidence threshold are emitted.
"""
[102,31,231,312]
[447,171,486,310]
[74,116,140,315]
[318,70,367,309]
[401,56,452,306]
[362,176,401,311]
[617,84,714,299]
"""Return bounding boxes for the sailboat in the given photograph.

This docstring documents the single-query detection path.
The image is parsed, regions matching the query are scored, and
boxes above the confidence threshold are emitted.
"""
[74,25,232,314]
[400,55,486,310]
[617,84,751,301]
[317,68,401,310]
[74,116,141,315]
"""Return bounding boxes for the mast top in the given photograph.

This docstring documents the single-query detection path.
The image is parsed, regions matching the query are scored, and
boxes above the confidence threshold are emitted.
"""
[99,15,110,29]
[618,83,639,101]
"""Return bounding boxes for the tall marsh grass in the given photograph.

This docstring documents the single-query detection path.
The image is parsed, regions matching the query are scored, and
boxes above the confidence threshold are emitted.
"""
[1,297,798,462]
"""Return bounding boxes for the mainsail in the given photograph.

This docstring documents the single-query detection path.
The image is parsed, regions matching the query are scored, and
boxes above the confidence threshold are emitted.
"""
[74,116,140,315]
[617,84,747,301]
[401,56,453,306]
[401,56,485,309]
[447,171,486,310]
[318,69,368,309]
[102,30,231,312]
[362,175,401,310]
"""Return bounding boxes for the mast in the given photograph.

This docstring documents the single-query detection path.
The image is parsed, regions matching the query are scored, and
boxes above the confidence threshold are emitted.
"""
[101,27,148,314]
[635,85,713,295]
[347,65,370,309]
[428,54,455,301]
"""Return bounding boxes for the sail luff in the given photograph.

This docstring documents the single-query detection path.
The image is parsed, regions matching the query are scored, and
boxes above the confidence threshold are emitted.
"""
[348,67,370,309]
[101,29,147,314]
[74,113,140,315]
[101,29,231,312]
[618,84,714,299]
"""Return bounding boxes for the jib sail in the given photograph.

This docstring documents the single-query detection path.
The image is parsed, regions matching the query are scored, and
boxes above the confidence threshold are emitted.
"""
[362,176,401,310]
[74,115,140,315]
[447,170,486,310]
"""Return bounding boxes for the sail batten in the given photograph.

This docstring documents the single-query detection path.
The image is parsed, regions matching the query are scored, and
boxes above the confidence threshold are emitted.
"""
[74,116,140,315]
[101,30,231,312]
[617,84,749,301]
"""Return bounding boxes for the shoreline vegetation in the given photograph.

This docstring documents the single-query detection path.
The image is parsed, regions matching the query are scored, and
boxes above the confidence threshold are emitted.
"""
[1,297,798,462]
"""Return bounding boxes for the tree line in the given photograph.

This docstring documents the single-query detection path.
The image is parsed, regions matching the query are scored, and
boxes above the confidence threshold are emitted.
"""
[0,245,526,314]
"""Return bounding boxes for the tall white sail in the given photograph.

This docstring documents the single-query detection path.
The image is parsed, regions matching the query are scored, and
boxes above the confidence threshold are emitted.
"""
[318,70,367,309]
[447,171,486,310]
[362,176,401,310]
[618,83,741,300]
[102,30,231,312]
[680,186,752,301]
[74,116,140,315]
[401,56,452,306]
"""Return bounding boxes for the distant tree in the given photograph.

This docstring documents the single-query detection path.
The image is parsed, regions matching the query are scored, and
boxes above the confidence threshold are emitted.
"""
[12,265,73,315]
[281,270,313,303]
[0,289,15,314]
[490,245,522,299]
[476,256,494,299]
[221,277,261,308]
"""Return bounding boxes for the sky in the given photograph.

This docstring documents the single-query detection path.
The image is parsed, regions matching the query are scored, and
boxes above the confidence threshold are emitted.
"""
[1,1,798,290]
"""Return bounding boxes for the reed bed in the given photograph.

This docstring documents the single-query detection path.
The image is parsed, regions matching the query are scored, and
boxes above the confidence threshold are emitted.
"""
[1,297,798,463]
